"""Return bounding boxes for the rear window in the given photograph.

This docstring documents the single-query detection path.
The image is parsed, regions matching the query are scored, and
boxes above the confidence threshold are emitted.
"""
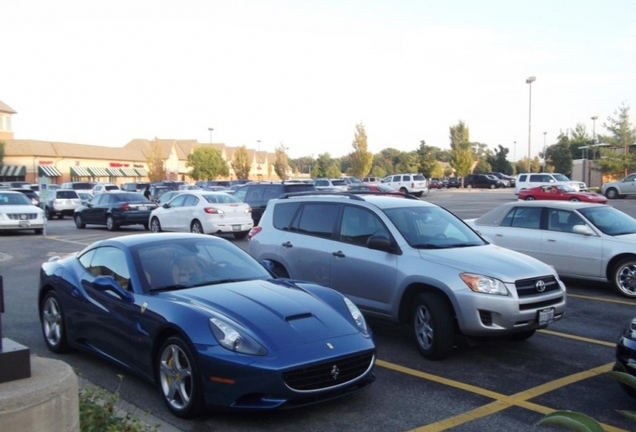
[273,202,302,230]
[293,203,339,238]
[283,184,316,194]
[57,190,79,199]
[413,175,425,181]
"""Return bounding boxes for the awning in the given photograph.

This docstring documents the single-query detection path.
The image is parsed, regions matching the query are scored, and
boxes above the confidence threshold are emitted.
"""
[38,166,62,177]
[107,168,123,177]
[135,168,148,176]
[88,167,110,177]
[121,168,138,177]
[0,165,26,176]
[71,166,92,177]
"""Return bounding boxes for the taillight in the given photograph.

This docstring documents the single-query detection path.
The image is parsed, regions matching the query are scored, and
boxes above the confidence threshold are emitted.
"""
[204,207,224,214]
[248,226,262,240]
[120,203,131,211]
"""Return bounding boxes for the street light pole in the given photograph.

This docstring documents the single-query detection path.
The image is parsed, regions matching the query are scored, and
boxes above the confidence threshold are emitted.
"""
[526,76,536,172]
[542,131,547,171]
[591,116,598,143]
[207,127,214,144]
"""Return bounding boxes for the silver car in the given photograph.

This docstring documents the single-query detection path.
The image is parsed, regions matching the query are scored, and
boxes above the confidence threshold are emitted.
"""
[465,201,636,298]
[248,193,566,360]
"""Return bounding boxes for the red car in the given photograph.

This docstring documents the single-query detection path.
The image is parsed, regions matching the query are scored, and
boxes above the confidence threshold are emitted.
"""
[518,185,607,203]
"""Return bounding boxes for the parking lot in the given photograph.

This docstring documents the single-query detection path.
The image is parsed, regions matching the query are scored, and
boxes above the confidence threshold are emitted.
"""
[1,189,635,432]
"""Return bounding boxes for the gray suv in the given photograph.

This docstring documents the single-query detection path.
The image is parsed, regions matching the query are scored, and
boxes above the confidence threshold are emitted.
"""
[248,192,566,360]
[44,189,82,219]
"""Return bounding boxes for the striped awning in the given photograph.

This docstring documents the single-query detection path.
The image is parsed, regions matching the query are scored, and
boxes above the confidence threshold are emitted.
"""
[121,168,138,177]
[107,168,123,177]
[89,167,110,177]
[38,165,62,177]
[135,168,148,176]
[0,165,26,176]
[71,166,92,177]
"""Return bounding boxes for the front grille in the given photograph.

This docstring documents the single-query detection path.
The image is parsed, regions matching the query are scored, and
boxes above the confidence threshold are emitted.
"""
[7,213,39,220]
[283,352,374,392]
[515,275,560,297]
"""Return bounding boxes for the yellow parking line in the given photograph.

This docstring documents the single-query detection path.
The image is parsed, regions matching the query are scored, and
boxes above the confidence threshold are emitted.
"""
[538,329,617,347]
[568,293,636,306]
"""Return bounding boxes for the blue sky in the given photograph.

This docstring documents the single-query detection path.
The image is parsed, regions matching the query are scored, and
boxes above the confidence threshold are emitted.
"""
[2,1,635,160]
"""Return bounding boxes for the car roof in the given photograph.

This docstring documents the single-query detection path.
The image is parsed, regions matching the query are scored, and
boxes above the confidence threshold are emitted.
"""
[275,192,434,210]
[473,200,609,226]
[88,232,226,249]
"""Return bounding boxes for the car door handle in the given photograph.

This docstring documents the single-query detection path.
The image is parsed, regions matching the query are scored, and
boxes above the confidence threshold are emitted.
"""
[332,251,345,257]
[282,241,293,248]
[546,238,556,242]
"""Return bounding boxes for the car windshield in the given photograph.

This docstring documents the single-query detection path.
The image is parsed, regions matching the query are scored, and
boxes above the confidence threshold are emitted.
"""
[383,206,485,249]
[552,174,570,181]
[0,192,31,205]
[133,237,272,292]
[559,185,576,192]
[579,206,636,236]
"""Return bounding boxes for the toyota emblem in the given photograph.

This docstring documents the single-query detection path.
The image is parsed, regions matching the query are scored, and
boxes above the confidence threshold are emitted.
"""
[535,280,546,292]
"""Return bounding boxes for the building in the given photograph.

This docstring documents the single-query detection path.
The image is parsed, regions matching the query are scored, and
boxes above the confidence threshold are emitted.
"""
[0,99,284,185]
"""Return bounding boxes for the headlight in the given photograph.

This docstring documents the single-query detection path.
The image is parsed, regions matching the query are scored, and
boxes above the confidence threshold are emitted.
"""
[460,273,509,296]
[209,316,267,356]
[344,297,369,336]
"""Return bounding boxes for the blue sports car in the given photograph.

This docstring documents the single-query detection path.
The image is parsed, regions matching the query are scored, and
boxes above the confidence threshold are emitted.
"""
[38,233,376,418]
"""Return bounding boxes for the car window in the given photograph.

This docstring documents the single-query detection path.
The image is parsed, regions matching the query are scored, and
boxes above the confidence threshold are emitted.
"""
[340,206,389,246]
[273,202,301,230]
[501,207,542,229]
[292,203,339,238]
[57,190,79,199]
[184,195,198,206]
[81,246,131,291]
[263,185,284,200]
[169,194,187,207]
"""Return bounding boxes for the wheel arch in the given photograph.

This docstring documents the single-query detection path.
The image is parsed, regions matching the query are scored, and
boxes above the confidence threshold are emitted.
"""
[151,326,194,383]
[606,253,636,282]
[398,283,458,330]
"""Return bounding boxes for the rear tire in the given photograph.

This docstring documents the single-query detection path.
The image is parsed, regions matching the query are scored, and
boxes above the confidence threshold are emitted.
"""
[412,292,455,360]
[525,196,535,201]
[233,231,249,239]
[569,197,580,202]
[41,291,70,354]
[191,220,204,234]
[605,188,619,199]
[74,214,86,229]
[106,216,118,231]
[150,217,162,233]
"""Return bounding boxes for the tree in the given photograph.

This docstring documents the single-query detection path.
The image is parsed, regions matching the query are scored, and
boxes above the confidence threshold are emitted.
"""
[273,144,288,180]
[0,141,5,163]
[473,159,492,174]
[348,123,373,179]
[547,132,573,176]
[311,152,341,178]
[449,121,473,178]
[416,140,438,178]
[230,146,251,180]
[596,102,636,177]
[186,145,229,180]
[487,145,513,174]
[146,138,166,182]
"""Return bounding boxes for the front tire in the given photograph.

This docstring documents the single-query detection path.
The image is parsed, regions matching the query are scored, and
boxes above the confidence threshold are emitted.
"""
[41,291,70,354]
[525,196,535,201]
[605,188,619,199]
[150,217,162,233]
[106,216,118,231]
[412,292,455,360]
[569,197,580,202]
[157,336,203,418]
[613,258,636,298]
[74,214,86,229]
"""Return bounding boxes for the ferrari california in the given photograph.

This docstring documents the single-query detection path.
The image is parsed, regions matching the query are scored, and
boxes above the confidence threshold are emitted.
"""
[38,233,376,418]
[518,185,607,203]
[466,201,636,298]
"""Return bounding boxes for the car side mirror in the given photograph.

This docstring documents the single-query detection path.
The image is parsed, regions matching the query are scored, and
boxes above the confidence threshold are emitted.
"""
[90,275,134,302]
[572,225,594,236]
[367,235,393,252]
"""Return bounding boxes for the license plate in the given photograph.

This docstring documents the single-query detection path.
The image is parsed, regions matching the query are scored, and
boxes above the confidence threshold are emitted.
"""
[138,206,147,211]
[538,307,555,325]
[19,220,30,227]
[232,224,241,231]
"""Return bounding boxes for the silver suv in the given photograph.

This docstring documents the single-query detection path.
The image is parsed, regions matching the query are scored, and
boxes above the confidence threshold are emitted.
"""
[248,192,566,360]
[44,189,82,219]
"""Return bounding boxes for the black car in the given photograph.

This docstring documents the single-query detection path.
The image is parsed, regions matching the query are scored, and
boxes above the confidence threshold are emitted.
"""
[464,174,504,189]
[73,191,158,231]
[487,172,516,187]
[614,317,636,398]
[447,177,461,188]
[233,181,316,224]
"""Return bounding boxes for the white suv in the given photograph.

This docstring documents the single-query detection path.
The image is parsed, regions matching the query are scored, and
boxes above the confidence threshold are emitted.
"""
[514,173,587,195]
[248,192,566,360]
[44,189,82,219]
[381,173,428,196]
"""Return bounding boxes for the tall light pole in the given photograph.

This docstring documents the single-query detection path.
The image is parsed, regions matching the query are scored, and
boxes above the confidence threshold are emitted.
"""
[542,131,547,171]
[526,76,536,172]
[591,115,598,143]
[207,127,214,144]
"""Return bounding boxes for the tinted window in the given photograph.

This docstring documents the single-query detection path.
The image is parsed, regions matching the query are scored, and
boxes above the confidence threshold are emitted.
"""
[293,203,339,238]
[340,206,389,246]
[273,202,302,230]
[82,246,131,291]
[263,185,284,201]
[501,206,542,229]
[57,190,79,199]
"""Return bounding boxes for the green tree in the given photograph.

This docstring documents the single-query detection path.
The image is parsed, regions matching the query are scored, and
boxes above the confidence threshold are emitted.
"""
[449,120,474,177]
[311,153,341,178]
[230,146,251,180]
[596,102,636,177]
[273,144,288,180]
[348,123,373,178]
[146,139,166,182]
[473,159,492,174]
[546,132,574,176]
[417,140,438,178]
[487,145,513,174]
[186,145,229,180]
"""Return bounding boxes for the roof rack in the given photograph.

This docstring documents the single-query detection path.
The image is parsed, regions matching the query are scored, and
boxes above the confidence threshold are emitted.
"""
[278,190,419,200]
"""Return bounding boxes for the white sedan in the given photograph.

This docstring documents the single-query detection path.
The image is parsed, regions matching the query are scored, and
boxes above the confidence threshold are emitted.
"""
[149,191,253,239]
[465,200,636,298]
[0,190,45,234]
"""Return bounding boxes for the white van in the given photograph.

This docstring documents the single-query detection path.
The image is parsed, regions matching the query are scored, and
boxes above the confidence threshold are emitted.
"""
[514,173,587,195]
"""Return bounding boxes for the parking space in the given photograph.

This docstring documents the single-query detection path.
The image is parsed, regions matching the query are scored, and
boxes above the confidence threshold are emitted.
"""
[1,190,635,431]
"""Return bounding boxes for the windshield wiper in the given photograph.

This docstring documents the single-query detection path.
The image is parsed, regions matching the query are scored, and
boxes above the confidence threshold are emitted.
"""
[410,243,445,249]
[150,284,190,292]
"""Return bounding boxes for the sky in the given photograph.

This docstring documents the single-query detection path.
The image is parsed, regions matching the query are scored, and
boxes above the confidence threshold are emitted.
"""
[2,0,635,160]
